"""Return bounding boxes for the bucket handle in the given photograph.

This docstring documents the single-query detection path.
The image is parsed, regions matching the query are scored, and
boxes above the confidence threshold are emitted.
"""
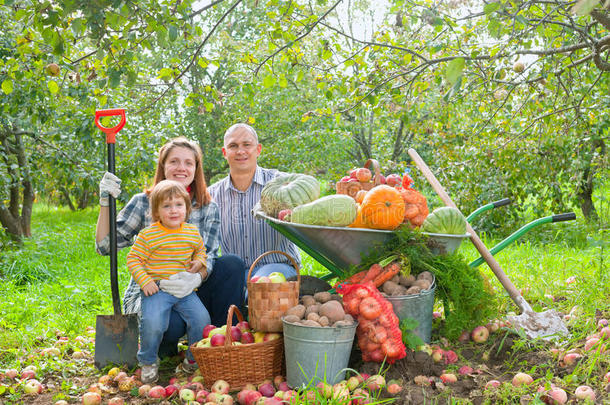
[246,250,301,284]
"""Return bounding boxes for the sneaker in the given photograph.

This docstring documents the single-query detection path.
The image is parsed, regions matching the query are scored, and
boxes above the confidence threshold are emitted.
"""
[141,363,159,384]
[176,358,199,374]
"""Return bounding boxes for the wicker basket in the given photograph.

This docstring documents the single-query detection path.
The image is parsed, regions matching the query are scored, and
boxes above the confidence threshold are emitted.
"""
[190,305,284,390]
[247,251,300,332]
[335,158,383,198]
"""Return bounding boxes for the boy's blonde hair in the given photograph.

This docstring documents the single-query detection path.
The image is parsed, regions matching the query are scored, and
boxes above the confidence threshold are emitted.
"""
[149,180,191,222]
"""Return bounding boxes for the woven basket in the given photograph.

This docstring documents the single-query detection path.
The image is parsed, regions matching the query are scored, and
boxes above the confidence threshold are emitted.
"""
[247,251,300,332]
[335,158,383,198]
[190,305,284,390]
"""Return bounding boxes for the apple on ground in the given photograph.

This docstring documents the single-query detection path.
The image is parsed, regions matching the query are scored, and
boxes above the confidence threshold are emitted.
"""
[574,385,596,401]
[471,326,489,343]
[366,374,385,390]
[351,388,370,405]
[440,373,457,384]
[431,349,443,362]
[346,376,360,391]
[211,379,230,395]
[443,350,458,364]
[316,382,332,399]
[277,381,289,392]
[82,391,102,405]
[458,366,474,375]
[243,390,262,405]
[258,382,276,397]
[23,379,43,395]
[217,393,235,404]
[164,384,179,398]
[543,387,567,404]
[268,272,286,283]
[332,384,350,400]
[386,379,402,394]
[512,372,533,387]
[138,384,151,397]
[179,388,195,401]
[107,397,124,405]
[196,389,210,403]
[4,369,18,379]
[485,380,501,389]
[21,369,36,380]
[55,401,69,405]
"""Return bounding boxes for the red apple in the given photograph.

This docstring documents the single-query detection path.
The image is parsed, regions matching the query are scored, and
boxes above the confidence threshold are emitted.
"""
[107,398,124,405]
[212,379,230,395]
[440,373,457,384]
[471,326,490,343]
[352,388,370,404]
[347,178,359,182]
[203,324,217,339]
[243,390,262,405]
[458,330,470,342]
[316,382,332,398]
[210,334,226,347]
[340,176,351,182]
[82,392,102,405]
[196,389,210,403]
[230,326,242,342]
[458,365,474,375]
[597,319,609,329]
[138,384,151,397]
[237,389,253,405]
[250,275,260,283]
[148,385,166,398]
[236,321,251,333]
[241,331,255,344]
[377,174,386,184]
[349,169,358,179]
[4,369,18,379]
[605,371,610,382]
[599,326,610,340]
[385,174,401,187]
[485,380,501,389]
[386,379,402,394]
[431,349,443,362]
[543,387,567,404]
[258,382,275,397]
[355,168,372,182]
[184,381,204,392]
[164,384,179,398]
[562,352,582,366]
[512,372,533,386]
[574,385,595,401]
[277,209,291,221]
[443,350,458,364]
[21,369,36,380]
[366,374,385,390]
[217,393,234,404]
[23,379,43,395]
[277,381,289,392]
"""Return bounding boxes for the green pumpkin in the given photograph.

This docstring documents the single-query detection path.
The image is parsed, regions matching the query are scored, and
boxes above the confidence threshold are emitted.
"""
[260,173,321,217]
[288,194,357,227]
[422,206,467,235]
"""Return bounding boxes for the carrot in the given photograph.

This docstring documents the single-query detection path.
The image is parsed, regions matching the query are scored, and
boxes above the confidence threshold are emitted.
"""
[342,269,369,285]
[361,263,383,284]
[372,262,401,287]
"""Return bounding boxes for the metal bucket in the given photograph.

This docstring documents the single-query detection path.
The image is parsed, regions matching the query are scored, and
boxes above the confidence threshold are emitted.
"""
[386,279,436,343]
[282,319,357,388]
[425,232,470,255]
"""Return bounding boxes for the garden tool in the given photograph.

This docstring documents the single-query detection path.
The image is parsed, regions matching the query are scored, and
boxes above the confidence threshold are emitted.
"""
[94,108,139,368]
[408,148,568,340]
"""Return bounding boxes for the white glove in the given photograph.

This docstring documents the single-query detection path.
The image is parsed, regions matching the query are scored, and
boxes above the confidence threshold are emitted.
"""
[159,272,202,299]
[99,172,122,206]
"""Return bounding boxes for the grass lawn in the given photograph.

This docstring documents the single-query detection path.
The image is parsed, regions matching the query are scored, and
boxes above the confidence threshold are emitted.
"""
[0,198,608,403]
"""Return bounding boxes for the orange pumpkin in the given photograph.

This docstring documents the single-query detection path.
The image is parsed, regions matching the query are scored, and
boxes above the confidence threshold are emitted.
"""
[349,204,367,228]
[398,187,428,227]
[360,185,405,230]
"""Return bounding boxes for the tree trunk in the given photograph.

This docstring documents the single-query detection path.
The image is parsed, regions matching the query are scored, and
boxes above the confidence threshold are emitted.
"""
[60,186,76,211]
[0,126,35,240]
[577,138,605,221]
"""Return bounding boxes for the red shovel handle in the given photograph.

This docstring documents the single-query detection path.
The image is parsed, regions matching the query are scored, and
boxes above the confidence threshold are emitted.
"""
[95,108,126,144]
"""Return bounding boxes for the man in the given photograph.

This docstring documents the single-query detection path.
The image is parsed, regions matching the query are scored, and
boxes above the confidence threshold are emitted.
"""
[208,123,300,281]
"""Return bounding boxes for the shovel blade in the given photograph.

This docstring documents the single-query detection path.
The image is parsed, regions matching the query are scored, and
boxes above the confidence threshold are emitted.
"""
[94,314,139,369]
[507,309,569,341]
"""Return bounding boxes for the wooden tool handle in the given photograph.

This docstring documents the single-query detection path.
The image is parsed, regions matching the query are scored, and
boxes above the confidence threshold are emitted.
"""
[407,148,526,309]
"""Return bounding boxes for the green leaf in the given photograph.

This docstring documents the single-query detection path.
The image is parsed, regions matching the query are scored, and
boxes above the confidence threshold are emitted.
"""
[47,80,59,94]
[168,25,178,42]
[278,75,288,88]
[445,57,465,85]
[1,79,13,94]
[483,2,501,15]
[108,69,121,88]
[262,74,275,88]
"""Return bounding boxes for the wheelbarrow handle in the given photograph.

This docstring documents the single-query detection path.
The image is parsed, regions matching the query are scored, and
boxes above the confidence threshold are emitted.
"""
[552,212,576,222]
[466,198,512,222]
[493,198,511,208]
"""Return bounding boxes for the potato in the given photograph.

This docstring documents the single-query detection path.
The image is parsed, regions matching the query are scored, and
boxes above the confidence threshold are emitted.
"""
[283,315,301,324]
[413,279,431,290]
[318,316,330,327]
[382,280,401,295]
[333,320,352,327]
[406,286,422,295]
[302,319,322,327]
[344,314,354,323]
[313,291,332,304]
[304,304,320,317]
[399,274,416,287]
[301,295,316,307]
[307,312,320,323]
[417,271,434,282]
[330,294,343,303]
[391,286,408,296]
[319,300,346,324]
[286,304,306,319]
[391,274,400,283]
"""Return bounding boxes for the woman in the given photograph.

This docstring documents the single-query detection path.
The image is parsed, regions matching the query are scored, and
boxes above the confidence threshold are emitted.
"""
[95,137,245,359]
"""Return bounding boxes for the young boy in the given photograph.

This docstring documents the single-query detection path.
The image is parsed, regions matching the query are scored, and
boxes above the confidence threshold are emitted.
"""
[126,180,209,384]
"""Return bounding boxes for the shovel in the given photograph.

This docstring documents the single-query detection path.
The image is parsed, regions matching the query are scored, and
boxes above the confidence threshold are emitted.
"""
[408,148,568,340]
[94,109,139,368]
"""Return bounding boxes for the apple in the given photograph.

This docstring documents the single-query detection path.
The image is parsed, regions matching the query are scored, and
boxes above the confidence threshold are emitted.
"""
[385,174,401,187]
[386,380,402,394]
[346,376,360,391]
[377,174,386,184]
[458,330,470,342]
[212,379,230,395]
[236,320,251,333]
[273,390,285,400]
[471,325,490,343]
[256,276,270,283]
[598,319,609,329]
[340,176,351,182]
[203,324,217,339]
[605,371,610,382]
[55,401,69,405]
[208,327,225,338]
[574,385,596,401]
[512,372,533,386]
[179,388,195,401]
[316,382,332,398]
[283,390,297,402]
[584,337,600,351]
[217,393,234,404]
[138,384,151,397]
[211,334,226,347]
[45,63,60,77]
[165,384,179,398]
[277,381,289,392]
[253,331,265,343]
[544,387,567,404]
[485,380,501,389]
[207,392,222,403]
[196,389,210,403]
[24,379,43,395]
[259,382,276,397]
[4,369,18,379]
[268,272,286,283]
[355,168,372,182]
[250,275,261,283]
[229,326,242,342]
[599,326,610,339]
[21,369,36,380]
[107,397,124,405]
[433,311,442,319]
[263,332,281,342]
[347,178,359,182]
[277,209,291,221]
[431,349,443,362]
[443,350,458,364]
[88,384,102,395]
[272,375,285,388]
[351,388,370,405]
[241,331,255,344]
[366,374,385,390]
[196,337,211,347]
[440,373,457,384]
[42,347,61,356]
[82,392,102,405]
[332,384,349,400]
[349,169,358,179]
[185,381,204,393]
[237,389,253,405]
[513,62,525,73]
[458,365,473,375]
[244,390,262,405]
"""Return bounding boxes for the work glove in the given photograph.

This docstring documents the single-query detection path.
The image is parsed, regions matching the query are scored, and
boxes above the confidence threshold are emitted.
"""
[159,272,202,299]
[99,172,122,207]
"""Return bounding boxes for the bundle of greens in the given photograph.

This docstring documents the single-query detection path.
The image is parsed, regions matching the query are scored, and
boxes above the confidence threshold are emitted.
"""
[357,227,498,340]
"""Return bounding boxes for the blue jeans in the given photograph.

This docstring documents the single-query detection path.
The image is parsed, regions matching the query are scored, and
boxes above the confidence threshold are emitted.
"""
[138,289,208,365]
[244,262,298,300]
[158,254,245,357]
